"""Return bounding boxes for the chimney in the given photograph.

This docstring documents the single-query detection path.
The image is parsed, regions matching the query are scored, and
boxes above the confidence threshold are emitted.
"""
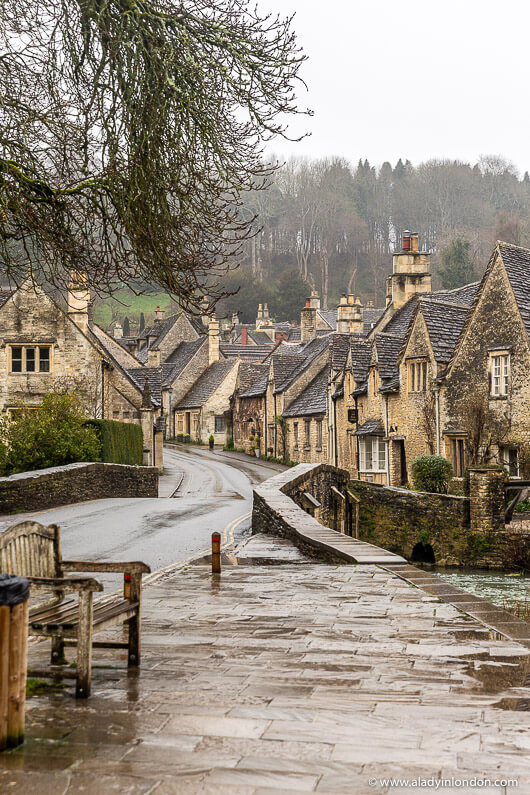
[337,294,364,334]
[256,303,264,329]
[309,291,321,310]
[148,348,161,367]
[209,316,220,364]
[301,297,316,343]
[200,296,210,327]
[113,323,123,339]
[390,231,431,309]
[67,270,90,331]
[154,306,164,323]
[231,311,239,326]
[241,326,248,345]
[263,303,270,322]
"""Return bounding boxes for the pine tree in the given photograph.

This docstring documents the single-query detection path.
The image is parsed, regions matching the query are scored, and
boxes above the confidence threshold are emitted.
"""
[123,316,130,337]
[139,312,145,332]
[439,238,475,290]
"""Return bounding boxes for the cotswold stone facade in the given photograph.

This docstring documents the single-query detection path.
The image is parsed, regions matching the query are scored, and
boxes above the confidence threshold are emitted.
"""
[0,280,164,468]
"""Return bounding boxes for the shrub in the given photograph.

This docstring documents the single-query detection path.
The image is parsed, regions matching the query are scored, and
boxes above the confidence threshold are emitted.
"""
[225,437,235,450]
[85,419,143,465]
[0,394,101,475]
[411,455,453,494]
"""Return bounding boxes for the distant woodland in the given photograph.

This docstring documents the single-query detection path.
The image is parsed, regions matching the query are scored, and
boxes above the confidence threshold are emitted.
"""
[216,155,530,321]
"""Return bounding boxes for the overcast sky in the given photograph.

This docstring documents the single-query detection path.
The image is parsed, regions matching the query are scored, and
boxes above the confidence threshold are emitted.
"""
[260,0,530,175]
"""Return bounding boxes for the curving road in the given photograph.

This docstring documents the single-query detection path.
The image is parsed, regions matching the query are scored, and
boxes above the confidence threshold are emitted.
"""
[0,446,283,585]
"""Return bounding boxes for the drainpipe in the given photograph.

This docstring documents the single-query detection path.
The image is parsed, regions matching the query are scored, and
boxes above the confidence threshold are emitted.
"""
[354,395,360,476]
[101,360,105,418]
[167,388,173,438]
[333,397,338,468]
[264,393,268,452]
[384,394,390,486]
[273,393,278,457]
[435,387,441,455]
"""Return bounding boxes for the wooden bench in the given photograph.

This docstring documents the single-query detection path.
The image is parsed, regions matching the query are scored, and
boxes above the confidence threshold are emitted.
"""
[0,521,150,697]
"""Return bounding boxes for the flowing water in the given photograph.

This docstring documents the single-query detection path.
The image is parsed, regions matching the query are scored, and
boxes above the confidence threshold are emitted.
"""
[434,568,530,609]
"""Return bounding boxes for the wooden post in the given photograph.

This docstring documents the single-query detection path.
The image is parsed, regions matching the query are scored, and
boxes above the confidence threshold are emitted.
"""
[76,590,93,698]
[211,532,221,575]
[127,573,142,667]
[0,575,29,750]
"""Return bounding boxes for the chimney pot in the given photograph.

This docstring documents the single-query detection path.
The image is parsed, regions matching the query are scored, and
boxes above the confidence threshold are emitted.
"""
[410,232,419,252]
[241,326,248,345]
[305,298,311,308]
[402,230,411,251]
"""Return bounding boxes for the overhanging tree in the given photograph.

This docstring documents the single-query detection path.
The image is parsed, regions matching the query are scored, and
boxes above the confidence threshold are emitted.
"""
[0,0,308,309]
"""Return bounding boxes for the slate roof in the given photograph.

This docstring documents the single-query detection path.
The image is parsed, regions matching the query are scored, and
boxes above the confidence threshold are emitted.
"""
[362,308,384,333]
[126,367,164,403]
[373,333,403,381]
[238,363,268,393]
[287,327,301,341]
[350,337,372,384]
[428,282,479,307]
[497,241,530,339]
[317,309,337,330]
[417,300,470,364]
[273,334,332,393]
[283,367,328,418]
[0,289,14,308]
[250,330,275,345]
[88,322,141,369]
[163,338,206,382]
[176,360,236,409]
[354,417,385,436]
[240,365,269,398]
[330,334,351,372]
[139,314,179,343]
[220,343,273,362]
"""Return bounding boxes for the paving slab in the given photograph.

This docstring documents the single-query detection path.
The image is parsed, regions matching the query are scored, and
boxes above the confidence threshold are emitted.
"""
[2,541,529,793]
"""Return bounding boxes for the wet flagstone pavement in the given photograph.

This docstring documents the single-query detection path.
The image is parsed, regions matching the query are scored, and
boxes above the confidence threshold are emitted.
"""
[1,537,530,793]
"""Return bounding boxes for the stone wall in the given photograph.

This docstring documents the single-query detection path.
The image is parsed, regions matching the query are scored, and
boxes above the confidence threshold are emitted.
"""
[350,478,530,570]
[0,462,158,514]
[252,463,350,562]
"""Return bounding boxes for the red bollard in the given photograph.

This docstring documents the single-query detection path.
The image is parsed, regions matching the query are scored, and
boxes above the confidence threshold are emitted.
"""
[211,532,221,574]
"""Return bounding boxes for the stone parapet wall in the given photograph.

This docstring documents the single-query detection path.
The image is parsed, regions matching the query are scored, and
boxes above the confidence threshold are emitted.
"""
[469,468,505,531]
[351,479,530,570]
[0,462,158,514]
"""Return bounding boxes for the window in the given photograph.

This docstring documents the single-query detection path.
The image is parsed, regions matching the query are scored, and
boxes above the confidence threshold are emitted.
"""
[447,436,466,477]
[490,354,509,396]
[316,419,323,451]
[293,422,299,449]
[501,446,519,478]
[9,345,51,374]
[304,419,311,449]
[359,436,386,472]
[214,415,225,433]
[408,360,427,392]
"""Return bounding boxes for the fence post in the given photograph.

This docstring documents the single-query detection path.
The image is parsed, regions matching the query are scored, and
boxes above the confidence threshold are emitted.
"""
[0,574,30,751]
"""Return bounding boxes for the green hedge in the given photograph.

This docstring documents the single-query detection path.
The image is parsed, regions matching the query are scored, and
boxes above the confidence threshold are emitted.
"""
[85,420,143,465]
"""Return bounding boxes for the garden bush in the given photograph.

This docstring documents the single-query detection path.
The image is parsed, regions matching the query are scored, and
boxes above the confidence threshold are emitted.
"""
[411,455,453,494]
[85,419,143,465]
[0,394,101,475]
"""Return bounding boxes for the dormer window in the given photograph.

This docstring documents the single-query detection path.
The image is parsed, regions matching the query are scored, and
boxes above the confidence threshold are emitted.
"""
[490,353,509,397]
[408,360,427,392]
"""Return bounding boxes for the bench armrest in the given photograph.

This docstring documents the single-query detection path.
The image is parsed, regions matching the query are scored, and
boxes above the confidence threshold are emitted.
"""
[62,560,151,574]
[28,576,104,593]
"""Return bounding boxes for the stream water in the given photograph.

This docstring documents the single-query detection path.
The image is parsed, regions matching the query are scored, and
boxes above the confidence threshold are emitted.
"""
[434,568,530,608]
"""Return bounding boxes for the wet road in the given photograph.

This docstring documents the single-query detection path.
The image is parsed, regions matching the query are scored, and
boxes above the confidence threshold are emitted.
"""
[0,446,283,584]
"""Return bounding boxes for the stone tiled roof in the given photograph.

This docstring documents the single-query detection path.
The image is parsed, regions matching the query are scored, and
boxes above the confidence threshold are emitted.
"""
[220,343,273,362]
[0,289,14,308]
[330,333,351,372]
[287,327,301,341]
[317,309,337,330]
[250,330,274,345]
[428,282,479,307]
[238,363,268,392]
[497,241,530,339]
[362,308,384,333]
[354,417,385,436]
[139,314,179,343]
[374,333,403,381]
[88,322,141,369]
[273,334,331,393]
[283,367,328,418]
[380,298,420,339]
[418,300,470,364]
[163,338,206,383]
[240,365,269,398]
[176,360,236,409]
[350,336,372,385]
[127,367,164,404]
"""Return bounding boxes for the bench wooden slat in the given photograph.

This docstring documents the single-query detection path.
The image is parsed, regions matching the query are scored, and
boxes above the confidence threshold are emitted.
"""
[30,600,139,631]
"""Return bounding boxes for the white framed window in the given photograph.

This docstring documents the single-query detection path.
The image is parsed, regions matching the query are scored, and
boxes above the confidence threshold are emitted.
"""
[9,345,51,373]
[359,435,386,472]
[490,353,509,396]
[408,360,427,392]
[501,446,519,478]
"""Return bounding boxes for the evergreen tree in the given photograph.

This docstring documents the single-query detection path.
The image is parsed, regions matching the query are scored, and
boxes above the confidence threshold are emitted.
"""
[123,316,130,337]
[139,312,145,332]
[275,269,310,322]
[439,238,475,290]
